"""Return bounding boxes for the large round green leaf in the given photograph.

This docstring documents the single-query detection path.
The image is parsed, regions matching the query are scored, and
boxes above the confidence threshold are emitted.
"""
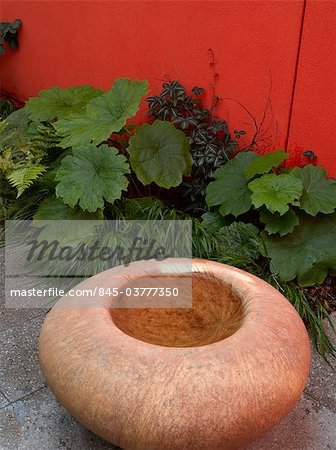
[292,165,336,216]
[206,152,258,217]
[55,144,130,212]
[259,208,299,236]
[201,212,228,233]
[54,79,148,148]
[244,150,289,179]
[33,196,104,220]
[25,85,104,121]
[128,120,192,188]
[261,213,336,286]
[248,173,303,215]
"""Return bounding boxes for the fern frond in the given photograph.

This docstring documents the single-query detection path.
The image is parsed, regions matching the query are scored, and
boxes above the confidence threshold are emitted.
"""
[27,122,61,149]
[7,164,46,197]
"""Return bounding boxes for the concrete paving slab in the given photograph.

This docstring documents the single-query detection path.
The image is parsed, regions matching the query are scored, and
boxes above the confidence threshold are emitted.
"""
[304,313,336,412]
[0,306,46,334]
[0,386,119,450]
[0,391,9,408]
[0,247,47,333]
[1,387,335,450]
[246,394,336,450]
[0,316,46,402]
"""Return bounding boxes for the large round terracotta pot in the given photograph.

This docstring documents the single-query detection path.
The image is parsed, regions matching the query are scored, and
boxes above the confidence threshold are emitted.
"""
[39,258,311,450]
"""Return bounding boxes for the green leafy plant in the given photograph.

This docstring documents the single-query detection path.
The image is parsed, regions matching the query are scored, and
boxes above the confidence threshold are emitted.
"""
[33,196,104,220]
[214,222,262,269]
[0,19,22,54]
[200,211,228,233]
[206,152,257,216]
[0,78,193,219]
[0,109,61,206]
[25,85,104,121]
[248,173,303,215]
[291,165,336,215]
[7,164,46,197]
[1,77,335,361]
[146,81,238,181]
[146,80,240,213]
[53,79,148,148]
[127,120,192,188]
[55,144,130,212]
[206,150,336,286]
[262,213,336,286]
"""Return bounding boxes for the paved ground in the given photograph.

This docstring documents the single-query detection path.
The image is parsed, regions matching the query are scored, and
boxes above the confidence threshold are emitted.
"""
[1,247,335,450]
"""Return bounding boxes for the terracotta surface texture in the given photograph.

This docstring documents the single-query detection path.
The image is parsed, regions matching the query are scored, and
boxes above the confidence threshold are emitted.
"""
[39,258,311,450]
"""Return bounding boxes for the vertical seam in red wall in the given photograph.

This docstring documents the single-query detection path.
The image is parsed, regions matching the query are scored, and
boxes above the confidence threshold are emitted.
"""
[285,0,307,150]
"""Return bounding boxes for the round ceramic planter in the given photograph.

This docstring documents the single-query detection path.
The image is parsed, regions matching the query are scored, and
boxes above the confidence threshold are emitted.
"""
[39,258,311,450]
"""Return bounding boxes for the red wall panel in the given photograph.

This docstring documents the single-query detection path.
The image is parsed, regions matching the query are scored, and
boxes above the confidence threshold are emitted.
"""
[0,0,304,151]
[287,0,336,176]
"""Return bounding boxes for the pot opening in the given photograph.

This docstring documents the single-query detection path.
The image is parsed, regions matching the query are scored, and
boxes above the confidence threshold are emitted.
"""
[110,272,245,348]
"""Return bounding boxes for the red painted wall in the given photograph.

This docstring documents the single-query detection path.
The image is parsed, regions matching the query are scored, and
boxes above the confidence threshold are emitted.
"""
[0,0,304,149]
[287,0,336,176]
[1,1,334,177]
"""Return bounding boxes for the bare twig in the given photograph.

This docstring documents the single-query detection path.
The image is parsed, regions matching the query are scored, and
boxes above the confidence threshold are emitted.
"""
[208,48,221,111]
